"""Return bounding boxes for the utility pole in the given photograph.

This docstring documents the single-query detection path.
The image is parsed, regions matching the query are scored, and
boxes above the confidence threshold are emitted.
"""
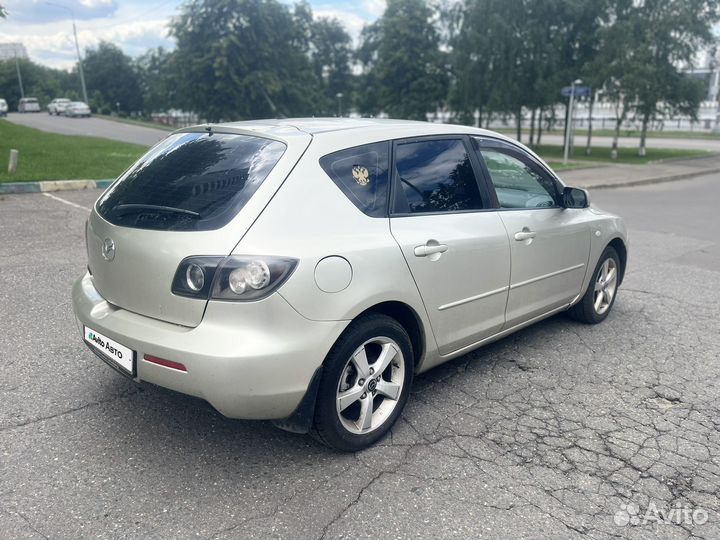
[563,79,582,164]
[47,2,89,104]
[14,51,24,99]
[336,92,344,117]
[72,16,89,104]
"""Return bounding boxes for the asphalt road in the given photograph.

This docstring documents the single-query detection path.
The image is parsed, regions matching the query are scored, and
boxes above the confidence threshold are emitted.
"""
[1,175,720,539]
[4,112,168,146]
[5,111,720,151]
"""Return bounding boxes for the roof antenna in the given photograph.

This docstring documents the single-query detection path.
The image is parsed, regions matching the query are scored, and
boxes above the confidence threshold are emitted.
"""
[205,124,213,136]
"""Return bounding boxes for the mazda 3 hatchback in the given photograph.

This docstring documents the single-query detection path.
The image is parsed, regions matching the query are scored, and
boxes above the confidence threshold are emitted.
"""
[73,118,628,451]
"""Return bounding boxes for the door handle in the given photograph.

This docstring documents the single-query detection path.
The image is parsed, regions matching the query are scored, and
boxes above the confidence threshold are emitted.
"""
[414,243,448,257]
[514,230,537,241]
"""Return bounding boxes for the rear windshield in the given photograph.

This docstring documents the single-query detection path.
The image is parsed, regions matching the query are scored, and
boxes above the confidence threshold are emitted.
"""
[96,132,286,231]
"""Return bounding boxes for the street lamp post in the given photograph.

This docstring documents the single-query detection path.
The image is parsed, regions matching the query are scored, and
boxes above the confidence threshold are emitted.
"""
[47,2,89,104]
[563,78,583,165]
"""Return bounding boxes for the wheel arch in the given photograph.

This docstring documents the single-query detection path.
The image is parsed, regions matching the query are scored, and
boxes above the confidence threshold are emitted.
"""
[608,237,627,286]
[353,301,426,371]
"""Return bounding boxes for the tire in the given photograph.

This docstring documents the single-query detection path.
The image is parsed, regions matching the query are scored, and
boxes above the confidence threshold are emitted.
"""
[312,314,414,452]
[568,246,620,324]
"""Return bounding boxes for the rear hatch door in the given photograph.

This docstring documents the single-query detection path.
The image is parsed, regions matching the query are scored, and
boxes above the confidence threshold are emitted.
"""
[86,126,311,327]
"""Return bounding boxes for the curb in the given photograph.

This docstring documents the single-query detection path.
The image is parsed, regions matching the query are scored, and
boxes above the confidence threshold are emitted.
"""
[580,167,720,190]
[0,179,114,194]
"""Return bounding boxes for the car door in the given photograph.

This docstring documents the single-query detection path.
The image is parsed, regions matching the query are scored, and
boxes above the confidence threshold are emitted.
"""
[473,137,591,328]
[389,136,511,355]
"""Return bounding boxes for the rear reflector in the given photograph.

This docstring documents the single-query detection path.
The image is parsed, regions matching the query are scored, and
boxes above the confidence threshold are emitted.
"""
[143,354,187,372]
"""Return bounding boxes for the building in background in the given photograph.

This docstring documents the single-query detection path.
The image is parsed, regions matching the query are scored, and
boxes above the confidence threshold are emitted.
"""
[0,42,28,61]
[684,49,719,102]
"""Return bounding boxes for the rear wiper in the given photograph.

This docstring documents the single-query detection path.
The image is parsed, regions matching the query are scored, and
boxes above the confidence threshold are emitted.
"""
[113,204,201,218]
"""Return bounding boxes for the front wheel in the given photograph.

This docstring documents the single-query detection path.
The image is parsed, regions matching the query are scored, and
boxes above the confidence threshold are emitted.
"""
[312,314,413,451]
[569,246,620,324]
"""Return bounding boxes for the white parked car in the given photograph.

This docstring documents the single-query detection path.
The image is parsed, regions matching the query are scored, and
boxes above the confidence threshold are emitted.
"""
[0,98,7,117]
[73,119,628,451]
[64,101,91,118]
[48,98,71,115]
[18,97,41,113]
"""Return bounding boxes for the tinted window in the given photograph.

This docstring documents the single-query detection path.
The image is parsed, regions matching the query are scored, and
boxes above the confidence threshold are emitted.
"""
[478,146,560,209]
[393,139,484,214]
[97,132,286,231]
[319,142,390,217]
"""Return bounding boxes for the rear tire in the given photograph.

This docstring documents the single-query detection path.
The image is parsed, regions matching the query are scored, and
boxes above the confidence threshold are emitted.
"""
[568,246,620,324]
[312,314,413,452]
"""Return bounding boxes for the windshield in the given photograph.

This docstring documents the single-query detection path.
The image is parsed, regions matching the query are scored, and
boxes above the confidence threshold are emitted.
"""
[96,132,287,231]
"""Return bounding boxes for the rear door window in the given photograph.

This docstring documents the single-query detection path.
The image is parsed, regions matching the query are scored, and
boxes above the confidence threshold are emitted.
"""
[392,138,485,214]
[97,132,286,231]
[319,142,390,217]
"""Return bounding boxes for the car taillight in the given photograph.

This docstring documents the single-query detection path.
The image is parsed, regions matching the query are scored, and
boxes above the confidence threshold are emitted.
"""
[171,256,223,299]
[171,255,297,301]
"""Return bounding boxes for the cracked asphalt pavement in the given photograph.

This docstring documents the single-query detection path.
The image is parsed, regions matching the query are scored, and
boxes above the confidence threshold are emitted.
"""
[1,173,719,539]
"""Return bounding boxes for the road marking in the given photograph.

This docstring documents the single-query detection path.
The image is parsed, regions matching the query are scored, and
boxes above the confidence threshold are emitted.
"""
[42,192,91,212]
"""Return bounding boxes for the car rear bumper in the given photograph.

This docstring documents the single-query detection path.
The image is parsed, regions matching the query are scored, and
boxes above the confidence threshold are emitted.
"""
[72,272,348,420]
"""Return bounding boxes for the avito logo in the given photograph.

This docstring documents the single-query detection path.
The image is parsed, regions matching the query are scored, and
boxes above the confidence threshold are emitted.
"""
[88,331,123,360]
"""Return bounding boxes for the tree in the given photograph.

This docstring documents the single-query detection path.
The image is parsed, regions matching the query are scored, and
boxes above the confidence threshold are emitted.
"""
[357,0,447,120]
[447,0,605,144]
[309,16,353,115]
[629,0,717,156]
[446,0,500,127]
[135,47,179,114]
[170,0,324,121]
[0,4,7,18]
[597,0,719,157]
[83,41,143,114]
[0,58,78,108]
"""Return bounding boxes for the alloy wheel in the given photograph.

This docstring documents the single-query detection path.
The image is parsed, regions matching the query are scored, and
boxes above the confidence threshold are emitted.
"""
[335,337,405,435]
[594,257,618,315]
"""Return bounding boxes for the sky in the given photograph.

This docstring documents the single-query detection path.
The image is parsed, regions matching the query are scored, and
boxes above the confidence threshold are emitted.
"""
[0,0,386,70]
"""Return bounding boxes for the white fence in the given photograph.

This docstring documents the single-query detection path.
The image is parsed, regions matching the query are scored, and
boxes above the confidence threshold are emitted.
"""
[430,101,720,132]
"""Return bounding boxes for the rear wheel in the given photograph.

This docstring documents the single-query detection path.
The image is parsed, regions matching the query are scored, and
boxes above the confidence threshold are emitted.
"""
[312,314,413,452]
[569,246,620,324]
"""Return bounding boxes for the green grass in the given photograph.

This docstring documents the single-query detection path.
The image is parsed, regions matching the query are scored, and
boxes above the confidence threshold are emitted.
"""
[96,114,175,132]
[545,161,597,171]
[0,119,147,183]
[535,144,710,165]
[495,127,720,140]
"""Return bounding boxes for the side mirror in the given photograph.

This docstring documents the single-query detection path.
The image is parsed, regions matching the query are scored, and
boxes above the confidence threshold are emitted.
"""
[563,186,590,209]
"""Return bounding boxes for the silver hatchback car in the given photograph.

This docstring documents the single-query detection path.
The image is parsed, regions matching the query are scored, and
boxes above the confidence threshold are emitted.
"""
[73,118,627,451]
